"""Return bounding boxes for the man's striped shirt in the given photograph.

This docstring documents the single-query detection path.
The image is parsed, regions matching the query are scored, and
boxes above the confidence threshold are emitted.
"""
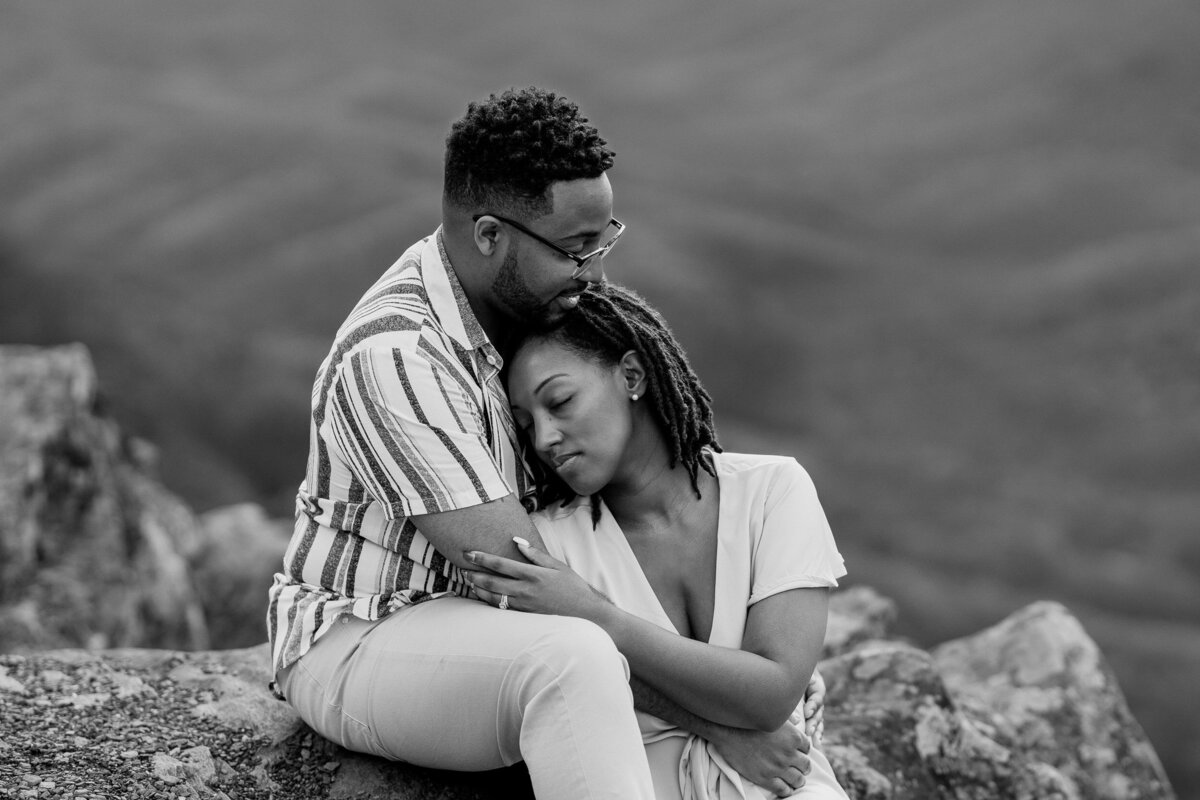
[267,229,534,677]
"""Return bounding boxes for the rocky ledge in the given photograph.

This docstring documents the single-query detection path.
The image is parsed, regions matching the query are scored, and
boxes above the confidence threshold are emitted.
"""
[0,593,1176,800]
[0,345,1177,799]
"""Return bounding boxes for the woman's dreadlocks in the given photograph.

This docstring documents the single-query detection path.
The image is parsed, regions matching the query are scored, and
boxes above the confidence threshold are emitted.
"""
[513,282,721,513]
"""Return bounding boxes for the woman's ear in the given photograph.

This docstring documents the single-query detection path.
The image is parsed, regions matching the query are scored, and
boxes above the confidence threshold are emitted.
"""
[618,350,648,400]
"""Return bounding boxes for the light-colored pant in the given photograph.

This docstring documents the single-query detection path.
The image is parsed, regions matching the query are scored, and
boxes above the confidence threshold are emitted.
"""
[277,596,656,800]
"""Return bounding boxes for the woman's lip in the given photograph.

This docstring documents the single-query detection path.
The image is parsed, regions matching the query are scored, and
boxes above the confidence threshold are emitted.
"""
[552,453,580,469]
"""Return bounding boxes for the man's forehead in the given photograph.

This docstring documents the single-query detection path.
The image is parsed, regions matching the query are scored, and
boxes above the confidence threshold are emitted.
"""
[544,175,613,233]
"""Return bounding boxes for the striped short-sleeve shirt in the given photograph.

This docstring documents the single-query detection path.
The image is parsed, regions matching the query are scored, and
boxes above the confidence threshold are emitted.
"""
[267,228,535,677]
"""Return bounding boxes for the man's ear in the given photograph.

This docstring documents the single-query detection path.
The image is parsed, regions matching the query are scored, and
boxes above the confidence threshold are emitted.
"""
[473,215,504,257]
[618,350,648,399]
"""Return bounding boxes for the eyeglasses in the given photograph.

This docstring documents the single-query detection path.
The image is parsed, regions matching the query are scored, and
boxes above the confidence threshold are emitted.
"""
[472,213,626,279]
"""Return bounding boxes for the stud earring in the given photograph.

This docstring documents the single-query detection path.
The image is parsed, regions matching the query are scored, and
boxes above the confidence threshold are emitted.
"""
[631,393,639,402]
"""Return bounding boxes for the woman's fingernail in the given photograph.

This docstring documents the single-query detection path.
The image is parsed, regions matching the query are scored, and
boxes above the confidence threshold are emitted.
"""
[513,536,530,548]
[464,551,477,563]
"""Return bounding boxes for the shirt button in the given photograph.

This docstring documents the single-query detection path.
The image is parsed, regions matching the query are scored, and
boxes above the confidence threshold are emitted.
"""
[486,354,497,366]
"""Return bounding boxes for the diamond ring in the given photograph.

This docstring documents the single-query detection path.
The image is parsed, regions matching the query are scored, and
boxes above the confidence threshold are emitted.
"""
[498,594,510,611]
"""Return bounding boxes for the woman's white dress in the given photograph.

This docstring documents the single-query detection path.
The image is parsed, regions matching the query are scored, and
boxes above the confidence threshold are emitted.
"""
[532,451,849,800]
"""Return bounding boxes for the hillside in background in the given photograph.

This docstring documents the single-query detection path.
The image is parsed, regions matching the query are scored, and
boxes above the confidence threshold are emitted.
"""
[2,0,1198,793]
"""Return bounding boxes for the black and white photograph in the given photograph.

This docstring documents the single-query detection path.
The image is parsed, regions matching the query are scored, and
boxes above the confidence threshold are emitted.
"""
[0,2,1196,798]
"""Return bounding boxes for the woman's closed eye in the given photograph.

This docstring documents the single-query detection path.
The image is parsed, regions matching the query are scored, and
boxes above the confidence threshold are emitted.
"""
[512,394,573,437]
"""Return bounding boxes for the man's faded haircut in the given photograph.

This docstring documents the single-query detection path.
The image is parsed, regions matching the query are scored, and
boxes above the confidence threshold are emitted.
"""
[443,87,615,219]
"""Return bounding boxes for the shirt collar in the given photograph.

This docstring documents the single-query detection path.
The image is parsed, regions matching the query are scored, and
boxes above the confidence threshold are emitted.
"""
[422,226,493,354]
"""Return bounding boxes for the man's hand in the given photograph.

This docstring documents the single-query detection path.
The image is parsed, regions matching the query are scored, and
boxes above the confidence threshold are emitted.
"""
[802,668,826,744]
[709,721,812,797]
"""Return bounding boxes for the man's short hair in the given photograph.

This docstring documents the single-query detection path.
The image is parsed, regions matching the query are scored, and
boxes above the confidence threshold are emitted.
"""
[443,87,615,219]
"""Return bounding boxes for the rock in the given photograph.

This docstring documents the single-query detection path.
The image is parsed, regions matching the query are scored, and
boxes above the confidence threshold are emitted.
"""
[39,668,67,688]
[194,503,292,648]
[0,601,1177,799]
[179,745,218,785]
[110,671,152,699]
[152,752,186,782]
[823,585,899,658]
[0,665,26,694]
[818,602,1175,799]
[0,344,208,652]
[0,644,534,799]
[932,601,1175,800]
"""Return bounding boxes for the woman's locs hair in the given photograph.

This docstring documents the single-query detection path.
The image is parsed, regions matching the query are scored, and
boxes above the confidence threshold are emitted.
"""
[518,282,721,514]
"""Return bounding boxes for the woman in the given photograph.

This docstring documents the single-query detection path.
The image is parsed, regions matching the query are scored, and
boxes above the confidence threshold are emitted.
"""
[463,283,849,800]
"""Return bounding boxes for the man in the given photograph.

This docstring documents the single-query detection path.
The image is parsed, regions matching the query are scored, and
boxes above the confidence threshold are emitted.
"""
[268,87,816,799]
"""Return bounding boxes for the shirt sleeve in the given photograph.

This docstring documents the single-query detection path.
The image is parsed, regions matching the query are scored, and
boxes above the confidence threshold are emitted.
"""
[748,459,846,605]
[325,340,511,518]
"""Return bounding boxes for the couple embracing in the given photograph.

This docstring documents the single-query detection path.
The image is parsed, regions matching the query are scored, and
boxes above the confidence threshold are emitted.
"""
[267,86,848,800]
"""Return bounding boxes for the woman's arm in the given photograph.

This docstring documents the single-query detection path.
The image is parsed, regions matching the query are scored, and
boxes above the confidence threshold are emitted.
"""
[631,675,817,794]
[465,542,828,731]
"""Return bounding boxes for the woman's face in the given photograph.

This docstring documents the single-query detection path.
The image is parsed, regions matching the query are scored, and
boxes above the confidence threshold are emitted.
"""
[507,337,635,497]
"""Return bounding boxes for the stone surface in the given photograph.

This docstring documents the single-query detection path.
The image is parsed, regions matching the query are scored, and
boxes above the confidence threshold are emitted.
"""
[0,644,532,799]
[932,601,1174,800]
[0,602,1176,800]
[823,585,898,659]
[194,503,293,648]
[817,601,1175,800]
[0,344,208,652]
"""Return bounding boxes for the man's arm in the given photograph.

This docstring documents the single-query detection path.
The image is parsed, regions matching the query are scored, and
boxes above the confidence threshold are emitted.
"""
[630,675,724,740]
[411,494,547,572]
[336,344,547,571]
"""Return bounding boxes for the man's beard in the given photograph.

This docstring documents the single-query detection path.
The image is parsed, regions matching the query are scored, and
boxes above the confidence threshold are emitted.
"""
[492,248,562,333]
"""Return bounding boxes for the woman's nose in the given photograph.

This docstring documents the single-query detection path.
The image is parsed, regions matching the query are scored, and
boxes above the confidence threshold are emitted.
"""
[533,417,563,453]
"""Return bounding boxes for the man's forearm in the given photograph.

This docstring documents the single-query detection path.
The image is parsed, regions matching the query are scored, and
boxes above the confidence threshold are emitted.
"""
[630,675,732,744]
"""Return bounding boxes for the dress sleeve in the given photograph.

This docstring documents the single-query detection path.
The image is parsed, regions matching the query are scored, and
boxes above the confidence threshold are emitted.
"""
[325,340,511,518]
[748,459,846,605]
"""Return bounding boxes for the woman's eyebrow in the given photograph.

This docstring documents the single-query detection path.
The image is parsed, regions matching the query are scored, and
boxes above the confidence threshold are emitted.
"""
[534,373,569,394]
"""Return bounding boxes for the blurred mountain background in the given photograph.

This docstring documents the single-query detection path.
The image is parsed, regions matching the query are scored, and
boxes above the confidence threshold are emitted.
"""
[1,0,1197,793]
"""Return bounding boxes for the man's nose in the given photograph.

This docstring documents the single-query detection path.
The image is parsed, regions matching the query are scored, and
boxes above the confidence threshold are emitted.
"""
[577,255,605,285]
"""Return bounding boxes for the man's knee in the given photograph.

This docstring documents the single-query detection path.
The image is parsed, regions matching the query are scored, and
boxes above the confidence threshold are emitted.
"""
[520,616,630,687]
[493,616,638,765]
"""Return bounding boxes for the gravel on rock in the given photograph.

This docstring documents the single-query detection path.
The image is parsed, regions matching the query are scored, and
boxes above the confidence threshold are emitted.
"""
[0,652,334,800]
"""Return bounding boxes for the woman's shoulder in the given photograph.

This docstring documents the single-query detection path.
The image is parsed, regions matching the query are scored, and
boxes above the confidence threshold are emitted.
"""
[711,451,821,510]
[529,496,594,542]
[529,496,597,561]
[712,450,811,482]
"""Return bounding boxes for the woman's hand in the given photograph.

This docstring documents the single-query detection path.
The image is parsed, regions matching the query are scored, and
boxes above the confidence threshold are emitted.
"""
[708,721,812,797]
[464,538,611,621]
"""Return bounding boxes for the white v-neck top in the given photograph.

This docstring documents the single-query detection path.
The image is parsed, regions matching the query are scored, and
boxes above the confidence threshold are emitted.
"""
[531,451,846,735]
[532,452,849,799]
